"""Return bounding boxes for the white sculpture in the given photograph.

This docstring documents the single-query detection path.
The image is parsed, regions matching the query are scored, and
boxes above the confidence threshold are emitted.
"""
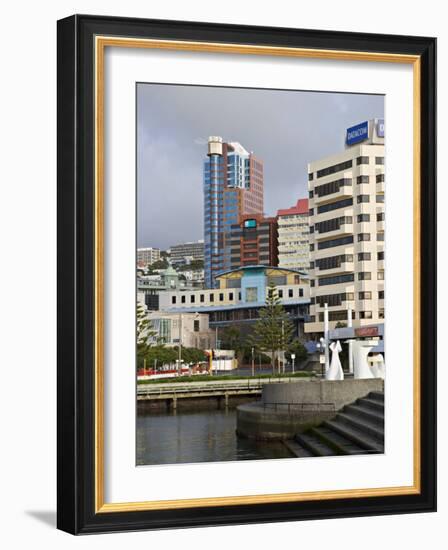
[326,340,344,380]
[352,340,385,379]
[369,353,386,379]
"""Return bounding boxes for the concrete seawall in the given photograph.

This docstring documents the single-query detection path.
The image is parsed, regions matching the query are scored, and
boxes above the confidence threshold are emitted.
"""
[236,378,384,440]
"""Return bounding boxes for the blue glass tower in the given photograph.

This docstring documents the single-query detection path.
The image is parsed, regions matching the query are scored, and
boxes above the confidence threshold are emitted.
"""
[203,136,264,288]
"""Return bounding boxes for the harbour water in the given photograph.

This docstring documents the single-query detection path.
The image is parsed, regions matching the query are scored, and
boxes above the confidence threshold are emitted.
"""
[137,407,294,466]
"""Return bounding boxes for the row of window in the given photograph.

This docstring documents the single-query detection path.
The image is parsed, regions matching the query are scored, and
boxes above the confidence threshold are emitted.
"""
[311,290,384,306]
[314,254,354,271]
[308,308,384,323]
[317,197,353,214]
[314,178,352,198]
[170,287,306,305]
[315,216,353,234]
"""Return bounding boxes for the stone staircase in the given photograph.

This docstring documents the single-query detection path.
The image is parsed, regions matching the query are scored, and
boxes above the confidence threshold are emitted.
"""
[285,391,384,457]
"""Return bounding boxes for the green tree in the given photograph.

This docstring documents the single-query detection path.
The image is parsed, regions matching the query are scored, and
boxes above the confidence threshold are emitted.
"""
[136,302,157,368]
[250,283,294,373]
[149,258,169,270]
[285,339,308,364]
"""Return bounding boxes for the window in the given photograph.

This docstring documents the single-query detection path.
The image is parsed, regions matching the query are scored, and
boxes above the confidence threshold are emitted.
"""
[309,190,314,199]
[308,172,314,181]
[316,159,353,178]
[200,294,205,303]
[316,254,353,270]
[379,308,385,319]
[379,290,385,299]
[310,244,315,252]
[171,296,177,304]
[278,289,283,298]
[315,216,352,234]
[288,289,293,298]
[357,175,369,184]
[375,156,385,165]
[358,252,371,261]
[209,293,214,302]
[358,233,370,242]
[357,194,370,204]
[359,291,372,300]
[309,208,314,216]
[318,235,354,250]
[190,295,195,303]
[314,178,352,198]
[219,293,224,301]
[194,320,200,332]
[299,288,304,297]
[377,212,385,221]
[360,311,373,319]
[378,271,385,280]
[181,295,186,303]
[315,293,354,307]
[246,287,258,302]
[238,292,242,300]
[378,251,384,260]
[358,272,371,280]
[229,292,234,300]
[317,197,353,214]
[357,213,370,222]
[309,226,314,234]
[310,261,315,269]
[376,194,385,203]
[318,273,355,286]
[356,156,369,165]
[310,280,315,287]
[377,233,385,241]
[376,173,385,183]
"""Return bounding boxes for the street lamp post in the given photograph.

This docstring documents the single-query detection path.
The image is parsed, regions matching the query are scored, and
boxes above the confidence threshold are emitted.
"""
[178,313,182,376]
[291,353,296,375]
[251,347,255,377]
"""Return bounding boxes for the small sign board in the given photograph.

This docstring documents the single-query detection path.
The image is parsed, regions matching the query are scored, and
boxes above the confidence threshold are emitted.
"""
[319,355,326,364]
[355,326,379,337]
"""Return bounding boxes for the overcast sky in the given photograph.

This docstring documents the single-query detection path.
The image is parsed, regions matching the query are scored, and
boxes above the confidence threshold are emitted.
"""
[137,84,384,249]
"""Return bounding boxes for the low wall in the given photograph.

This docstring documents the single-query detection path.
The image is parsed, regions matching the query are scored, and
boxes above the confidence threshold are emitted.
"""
[236,378,384,440]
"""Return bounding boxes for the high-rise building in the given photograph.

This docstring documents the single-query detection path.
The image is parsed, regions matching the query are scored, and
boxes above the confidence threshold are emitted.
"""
[229,214,278,269]
[277,198,310,272]
[169,240,204,264]
[305,119,385,335]
[137,247,161,267]
[203,136,264,288]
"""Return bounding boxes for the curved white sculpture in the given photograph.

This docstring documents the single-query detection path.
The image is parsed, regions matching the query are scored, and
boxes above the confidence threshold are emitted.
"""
[352,340,383,379]
[326,340,344,380]
[369,353,386,379]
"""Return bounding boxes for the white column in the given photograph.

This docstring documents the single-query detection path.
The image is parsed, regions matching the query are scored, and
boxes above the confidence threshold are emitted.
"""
[347,307,354,375]
[324,303,330,373]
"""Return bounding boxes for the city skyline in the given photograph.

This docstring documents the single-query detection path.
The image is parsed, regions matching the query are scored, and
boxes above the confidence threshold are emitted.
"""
[137,83,384,249]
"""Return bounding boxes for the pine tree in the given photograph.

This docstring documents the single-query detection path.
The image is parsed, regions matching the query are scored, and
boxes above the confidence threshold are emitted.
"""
[250,283,294,373]
[136,302,157,369]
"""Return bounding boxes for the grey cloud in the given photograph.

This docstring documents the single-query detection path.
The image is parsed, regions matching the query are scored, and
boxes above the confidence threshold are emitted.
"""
[137,84,384,249]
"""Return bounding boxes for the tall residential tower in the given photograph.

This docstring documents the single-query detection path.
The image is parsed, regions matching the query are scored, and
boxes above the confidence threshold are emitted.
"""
[203,137,264,287]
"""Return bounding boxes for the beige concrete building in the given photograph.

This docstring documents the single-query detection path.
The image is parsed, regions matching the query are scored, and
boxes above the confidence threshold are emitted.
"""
[277,198,310,272]
[305,119,385,335]
[137,247,160,267]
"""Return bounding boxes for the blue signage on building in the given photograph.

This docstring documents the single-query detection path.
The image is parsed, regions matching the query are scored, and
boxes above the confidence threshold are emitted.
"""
[377,118,385,137]
[346,121,369,145]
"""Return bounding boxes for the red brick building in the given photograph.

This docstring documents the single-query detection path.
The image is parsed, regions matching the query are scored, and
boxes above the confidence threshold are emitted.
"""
[229,213,278,269]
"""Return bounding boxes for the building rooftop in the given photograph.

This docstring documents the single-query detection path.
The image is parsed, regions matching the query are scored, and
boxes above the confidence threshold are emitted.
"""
[216,265,307,280]
[277,198,309,217]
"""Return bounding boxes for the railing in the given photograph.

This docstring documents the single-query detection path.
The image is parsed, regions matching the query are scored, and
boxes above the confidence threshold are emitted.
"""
[137,377,303,397]
[262,402,336,414]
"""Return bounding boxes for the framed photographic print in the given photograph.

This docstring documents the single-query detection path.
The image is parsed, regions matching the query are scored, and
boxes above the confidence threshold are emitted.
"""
[57,14,436,534]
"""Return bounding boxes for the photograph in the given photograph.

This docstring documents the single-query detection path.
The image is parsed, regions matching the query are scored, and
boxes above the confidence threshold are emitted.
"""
[135,83,386,466]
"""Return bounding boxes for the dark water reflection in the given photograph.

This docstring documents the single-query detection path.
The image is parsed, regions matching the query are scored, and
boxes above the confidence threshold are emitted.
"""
[137,408,293,465]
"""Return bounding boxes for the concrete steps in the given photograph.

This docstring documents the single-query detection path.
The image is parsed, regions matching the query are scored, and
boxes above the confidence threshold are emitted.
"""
[289,391,385,458]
